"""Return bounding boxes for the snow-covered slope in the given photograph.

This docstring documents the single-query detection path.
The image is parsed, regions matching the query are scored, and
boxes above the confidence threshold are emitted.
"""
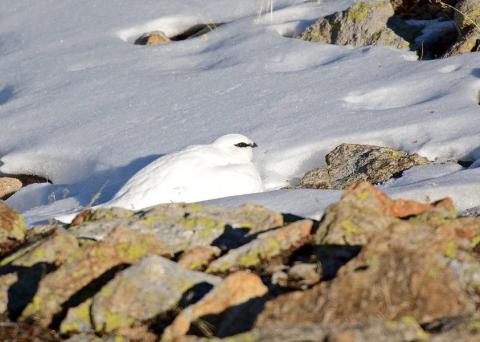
[1,0,479,224]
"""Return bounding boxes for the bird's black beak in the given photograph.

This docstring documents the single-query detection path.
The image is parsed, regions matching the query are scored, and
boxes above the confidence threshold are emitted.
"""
[252,143,258,148]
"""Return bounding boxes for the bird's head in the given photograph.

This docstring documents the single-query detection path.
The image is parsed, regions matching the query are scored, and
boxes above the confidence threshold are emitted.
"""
[212,134,258,163]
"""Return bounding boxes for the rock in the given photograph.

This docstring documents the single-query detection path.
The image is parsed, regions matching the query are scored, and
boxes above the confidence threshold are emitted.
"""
[221,318,428,342]
[134,31,171,45]
[429,315,480,341]
[0,227,79,267]
[70,203,283,253]
[0,201,26,255]
[286,263,322,289]
[298,1,412,49]
[206,220,313,274]
[454,0,480,31]
[20,226,170,327]
[257,197,479,328]
[60,299,94,336]
[162,271,268,340]
[0,177,22,199]
[315,182,455,245]
[0,318,60,341]
[91,255,220,334]
[443,27,480,56]
[178,246,222,271]
[391,0,458,19]
[0,228,81,317]
[298,143,430,190]
[170,23,224,41]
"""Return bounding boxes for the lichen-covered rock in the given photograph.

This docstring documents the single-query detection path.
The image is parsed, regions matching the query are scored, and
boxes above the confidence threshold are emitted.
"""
[298,1,412,49]
[299,143,430,190]
[257,203,480,329]
[178,245,222,271]
[162,271,268,341]
[0,177,22,199]
[70,203,283,253]
[218,319,427,342]
[134,31,171,45]
[454,0,480,30]
[257,228,474,327]
[20,226,170,327]
[60,299,94,335]
[207,220,313,274]
[0,201,26,254]
[91,256,220,334]
[315,182,455,245]
[0,227,79,267]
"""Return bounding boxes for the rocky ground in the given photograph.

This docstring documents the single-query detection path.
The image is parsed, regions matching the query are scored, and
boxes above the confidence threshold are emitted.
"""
[0,179,479,341]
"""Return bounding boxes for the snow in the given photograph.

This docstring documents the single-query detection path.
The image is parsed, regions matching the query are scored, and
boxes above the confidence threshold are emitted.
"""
[0,0,479,225]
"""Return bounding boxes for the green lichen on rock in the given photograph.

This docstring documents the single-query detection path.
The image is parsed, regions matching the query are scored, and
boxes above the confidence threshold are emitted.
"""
[60,298,94,335]
[207,220,312,273]
[298,143,429,190]
[20,226,168,327]
[1,227,79,267]
[298,1,412,49]
[91,256,220,333]
[347,2,371,22]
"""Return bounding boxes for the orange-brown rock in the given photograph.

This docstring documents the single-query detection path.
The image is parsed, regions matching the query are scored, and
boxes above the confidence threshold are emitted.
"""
[0,177,22,199]
[163,271,268,340]
[178,245,221,270]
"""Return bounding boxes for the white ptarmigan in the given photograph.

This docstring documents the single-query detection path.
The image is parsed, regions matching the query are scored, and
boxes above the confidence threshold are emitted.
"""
[106,133,263,210]
[56,134,263,222]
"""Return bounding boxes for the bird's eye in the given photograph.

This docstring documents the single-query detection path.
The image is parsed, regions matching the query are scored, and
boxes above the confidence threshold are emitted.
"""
[235,142,250,148]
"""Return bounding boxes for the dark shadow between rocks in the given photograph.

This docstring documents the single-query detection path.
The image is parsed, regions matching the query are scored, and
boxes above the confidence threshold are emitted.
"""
[49,263,129,330]
[6,263,57,320]
[187,295,270,338]
[291,244,362,280]
[211,226,251,251]
[149,282,215,336]
[0,85,14,106]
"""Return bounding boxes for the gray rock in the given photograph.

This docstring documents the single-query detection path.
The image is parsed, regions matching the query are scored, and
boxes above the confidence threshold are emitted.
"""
[207,220,313,274]
[70,203,283,253]
[298,143,429,189]
[298,0,412,49]
[91,255,220,334]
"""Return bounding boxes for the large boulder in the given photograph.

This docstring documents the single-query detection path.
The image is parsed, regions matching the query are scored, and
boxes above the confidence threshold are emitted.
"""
[298,143,429,190]
[298,0,412,49]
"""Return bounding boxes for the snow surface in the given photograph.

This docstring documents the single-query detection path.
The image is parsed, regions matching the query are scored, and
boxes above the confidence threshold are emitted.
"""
[1,0,479,225]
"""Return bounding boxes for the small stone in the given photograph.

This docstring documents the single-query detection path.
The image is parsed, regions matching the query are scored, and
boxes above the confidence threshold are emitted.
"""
[0,177,22,199]
[286,263,321,289]
[178,245,221,270]
[162,271,268,340]
[134,31,171,45]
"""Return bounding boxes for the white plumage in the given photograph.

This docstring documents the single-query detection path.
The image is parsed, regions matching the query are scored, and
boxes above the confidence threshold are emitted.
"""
[56,134,263,223]
[104,133,263,210]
